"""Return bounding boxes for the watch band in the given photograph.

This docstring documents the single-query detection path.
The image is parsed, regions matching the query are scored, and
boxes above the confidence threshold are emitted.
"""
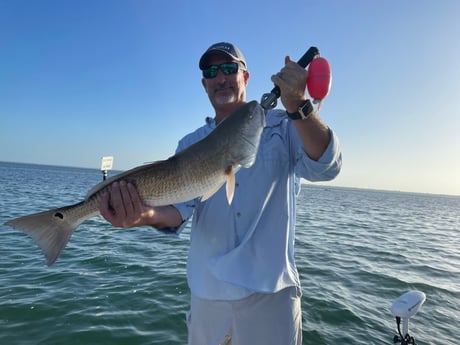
[286,100,314,120]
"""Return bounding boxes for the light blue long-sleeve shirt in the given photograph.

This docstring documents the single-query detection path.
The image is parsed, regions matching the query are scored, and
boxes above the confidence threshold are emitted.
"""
[167,108,342,300]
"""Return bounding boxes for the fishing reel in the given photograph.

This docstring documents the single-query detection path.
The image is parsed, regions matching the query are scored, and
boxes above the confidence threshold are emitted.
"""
[260,46,331,111]
[391,291,426,345]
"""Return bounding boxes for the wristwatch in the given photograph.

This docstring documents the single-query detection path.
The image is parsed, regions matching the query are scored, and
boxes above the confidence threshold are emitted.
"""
[286,100,314,120]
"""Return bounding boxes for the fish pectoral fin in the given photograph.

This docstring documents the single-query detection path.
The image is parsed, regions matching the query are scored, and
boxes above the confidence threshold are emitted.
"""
[225,168,235,205]
[201,182,225,202]
[200,166,236,204]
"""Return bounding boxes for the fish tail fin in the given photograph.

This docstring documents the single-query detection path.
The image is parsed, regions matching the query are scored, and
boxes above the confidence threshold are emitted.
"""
[5,203,85,266]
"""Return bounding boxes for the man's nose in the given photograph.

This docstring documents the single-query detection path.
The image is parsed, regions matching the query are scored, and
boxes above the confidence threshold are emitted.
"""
[214,69,228,81]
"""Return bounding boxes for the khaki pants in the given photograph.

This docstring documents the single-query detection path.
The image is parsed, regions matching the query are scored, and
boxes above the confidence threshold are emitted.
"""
[187,286,302,345]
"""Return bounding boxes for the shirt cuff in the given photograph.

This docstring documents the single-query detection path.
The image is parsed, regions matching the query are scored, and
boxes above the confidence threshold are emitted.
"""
[152,202,192,235]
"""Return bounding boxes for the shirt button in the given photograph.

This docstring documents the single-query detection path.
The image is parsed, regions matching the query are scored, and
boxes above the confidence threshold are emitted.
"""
[236,183,239,187]
[236,212,241,217]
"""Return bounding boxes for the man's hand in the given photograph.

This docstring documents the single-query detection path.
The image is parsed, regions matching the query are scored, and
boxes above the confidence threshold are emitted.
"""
[271,56,308,113]
[100,181,154,228]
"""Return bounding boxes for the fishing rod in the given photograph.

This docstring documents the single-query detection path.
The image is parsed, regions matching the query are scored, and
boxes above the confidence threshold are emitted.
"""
[391,291,426,345]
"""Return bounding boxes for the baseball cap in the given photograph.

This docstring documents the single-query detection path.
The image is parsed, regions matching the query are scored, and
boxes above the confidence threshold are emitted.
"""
[199,42,247,70]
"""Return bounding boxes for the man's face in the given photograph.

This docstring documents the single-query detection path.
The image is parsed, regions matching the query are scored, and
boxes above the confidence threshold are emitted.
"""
[201,55,249,109]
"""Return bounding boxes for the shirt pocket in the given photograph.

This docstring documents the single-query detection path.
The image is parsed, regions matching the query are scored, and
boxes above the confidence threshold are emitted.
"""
[260,126,289,165]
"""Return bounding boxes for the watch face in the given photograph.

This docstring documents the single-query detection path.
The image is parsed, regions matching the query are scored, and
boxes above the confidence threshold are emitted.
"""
[299,108,306,118]
[299,101,313,119]
[287,100,313,120]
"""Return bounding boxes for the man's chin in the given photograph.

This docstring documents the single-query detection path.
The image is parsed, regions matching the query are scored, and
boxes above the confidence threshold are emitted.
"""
[214,95,236,105]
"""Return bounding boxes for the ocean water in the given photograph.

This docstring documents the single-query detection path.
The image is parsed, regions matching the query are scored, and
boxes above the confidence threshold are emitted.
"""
[0,161,459,345]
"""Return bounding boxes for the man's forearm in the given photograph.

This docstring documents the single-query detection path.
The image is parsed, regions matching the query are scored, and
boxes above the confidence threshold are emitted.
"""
[292,110,331,161]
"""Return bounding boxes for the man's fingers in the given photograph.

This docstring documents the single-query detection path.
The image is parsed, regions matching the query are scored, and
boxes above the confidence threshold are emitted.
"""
[119,181,134,218]
[110,182,126,217]
[99,191,113,220]
[127,182,143,212]
[99,180,150,228]
[285,55,292,65]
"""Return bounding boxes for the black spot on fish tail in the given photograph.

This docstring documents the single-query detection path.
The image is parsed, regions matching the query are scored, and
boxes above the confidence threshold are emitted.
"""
[54,212,64,219]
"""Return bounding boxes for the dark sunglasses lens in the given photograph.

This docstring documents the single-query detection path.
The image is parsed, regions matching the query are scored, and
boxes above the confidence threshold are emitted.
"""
[220,63,238,75]
[203,66,218,79]
[203,63,240,79]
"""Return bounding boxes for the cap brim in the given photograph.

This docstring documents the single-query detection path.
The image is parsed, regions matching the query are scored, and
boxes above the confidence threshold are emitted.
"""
[199,50,245,70]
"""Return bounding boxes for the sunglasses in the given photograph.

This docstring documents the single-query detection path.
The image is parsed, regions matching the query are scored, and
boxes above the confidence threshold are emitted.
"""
[202,62,243,79]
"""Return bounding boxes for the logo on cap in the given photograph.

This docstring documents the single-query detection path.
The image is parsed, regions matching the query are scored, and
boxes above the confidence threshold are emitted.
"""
[199,42,246,70]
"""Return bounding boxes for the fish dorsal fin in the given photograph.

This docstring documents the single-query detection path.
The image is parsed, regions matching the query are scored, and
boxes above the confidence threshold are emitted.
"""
[201,166,235,204]
[85,161,161,200]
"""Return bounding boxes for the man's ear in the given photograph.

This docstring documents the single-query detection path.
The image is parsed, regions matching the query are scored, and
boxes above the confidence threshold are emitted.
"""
[243,70,250,85]
[201,78,208,93]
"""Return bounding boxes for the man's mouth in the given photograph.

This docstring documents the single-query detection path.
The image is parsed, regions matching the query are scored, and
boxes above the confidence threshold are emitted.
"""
[215,85,233,93]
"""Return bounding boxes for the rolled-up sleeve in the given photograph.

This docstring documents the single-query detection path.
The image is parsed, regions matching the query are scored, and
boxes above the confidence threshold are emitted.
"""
[294,127,342,182]
[153,199,195,235]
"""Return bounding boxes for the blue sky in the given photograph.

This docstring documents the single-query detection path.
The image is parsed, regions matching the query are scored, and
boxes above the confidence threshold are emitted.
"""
[1,0,459,196]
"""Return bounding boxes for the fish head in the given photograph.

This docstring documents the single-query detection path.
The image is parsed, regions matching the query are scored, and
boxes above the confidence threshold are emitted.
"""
[224,100,266,168]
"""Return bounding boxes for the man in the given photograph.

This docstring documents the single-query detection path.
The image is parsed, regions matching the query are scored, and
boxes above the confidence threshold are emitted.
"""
[100,42,342,344]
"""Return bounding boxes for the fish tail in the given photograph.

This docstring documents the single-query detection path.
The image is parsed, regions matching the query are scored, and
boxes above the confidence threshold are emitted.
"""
[5,202,86,266]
